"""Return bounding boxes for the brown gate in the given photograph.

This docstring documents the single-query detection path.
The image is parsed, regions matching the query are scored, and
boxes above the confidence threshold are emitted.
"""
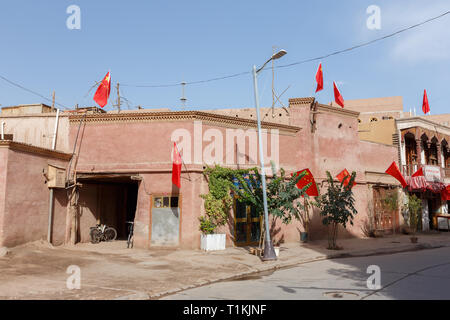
[373,187,399,231]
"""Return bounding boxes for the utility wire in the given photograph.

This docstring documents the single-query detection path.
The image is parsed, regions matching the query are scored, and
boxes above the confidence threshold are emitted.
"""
[0,74,70,110]
[121,10,450,88]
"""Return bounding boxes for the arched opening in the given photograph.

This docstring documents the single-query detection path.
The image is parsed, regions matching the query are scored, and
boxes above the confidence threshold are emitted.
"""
[404,132,417,175]
[426,137,439,166]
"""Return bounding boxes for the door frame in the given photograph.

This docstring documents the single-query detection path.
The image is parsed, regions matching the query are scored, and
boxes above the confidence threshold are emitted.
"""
[149,193,182,247]
[233,196,261,247]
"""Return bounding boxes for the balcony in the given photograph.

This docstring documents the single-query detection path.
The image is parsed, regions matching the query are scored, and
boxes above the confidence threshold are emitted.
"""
[403,163,449,180]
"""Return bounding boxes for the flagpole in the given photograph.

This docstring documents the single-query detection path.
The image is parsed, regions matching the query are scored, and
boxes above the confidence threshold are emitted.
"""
[174,142,192,182]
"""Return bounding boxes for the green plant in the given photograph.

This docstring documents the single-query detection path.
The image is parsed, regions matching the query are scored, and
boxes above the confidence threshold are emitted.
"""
[231,162,311,240]
[199,165,251,234]
[405,194,422,235]
[316,171,358,250]
[292,196,317,235]
[382,190,399,212]
[362,199,376,238]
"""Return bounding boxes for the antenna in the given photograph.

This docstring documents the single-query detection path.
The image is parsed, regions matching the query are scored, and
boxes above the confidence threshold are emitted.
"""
[180,81,187,110]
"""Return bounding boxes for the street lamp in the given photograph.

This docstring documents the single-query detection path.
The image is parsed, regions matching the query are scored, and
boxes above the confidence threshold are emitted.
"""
[252,49,287,261]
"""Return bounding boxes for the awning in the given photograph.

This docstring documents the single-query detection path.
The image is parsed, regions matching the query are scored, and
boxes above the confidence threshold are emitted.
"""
[406,176,446,193]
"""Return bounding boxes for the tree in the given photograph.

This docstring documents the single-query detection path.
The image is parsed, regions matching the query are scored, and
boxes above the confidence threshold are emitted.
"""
[404,194,422,235]
[231,162,311,242]
[315,171,358,250]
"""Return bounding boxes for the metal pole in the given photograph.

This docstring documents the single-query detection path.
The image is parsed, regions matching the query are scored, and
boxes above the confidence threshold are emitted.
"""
[252,65,277,261]
[1,122,4,140]
[47,189,54,243]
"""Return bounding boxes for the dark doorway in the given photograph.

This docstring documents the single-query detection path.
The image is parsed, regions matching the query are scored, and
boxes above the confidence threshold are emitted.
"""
[77,175,139,242]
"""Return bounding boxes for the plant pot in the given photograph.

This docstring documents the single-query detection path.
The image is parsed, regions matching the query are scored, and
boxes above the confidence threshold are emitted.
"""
[274,246,280,257]
[374,229,385,238]
[300,232,308,243]
[201,233,226,251]
[410,236,418,243]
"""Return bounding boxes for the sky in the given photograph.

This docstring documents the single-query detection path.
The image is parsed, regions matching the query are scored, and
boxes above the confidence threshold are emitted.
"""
[0,0,449,114]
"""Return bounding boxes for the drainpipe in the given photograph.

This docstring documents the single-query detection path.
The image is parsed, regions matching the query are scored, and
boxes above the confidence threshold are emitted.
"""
[1,122,4,140]
[47,109,60,244]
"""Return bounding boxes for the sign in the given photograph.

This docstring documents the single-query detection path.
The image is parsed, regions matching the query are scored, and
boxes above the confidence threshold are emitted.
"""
[423,165,442,182]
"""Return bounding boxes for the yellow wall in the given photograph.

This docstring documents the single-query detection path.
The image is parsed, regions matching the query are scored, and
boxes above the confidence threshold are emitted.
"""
[358,119,396,145]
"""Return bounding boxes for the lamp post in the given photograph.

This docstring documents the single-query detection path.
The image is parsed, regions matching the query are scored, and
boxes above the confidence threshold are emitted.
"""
[252,49,287,261]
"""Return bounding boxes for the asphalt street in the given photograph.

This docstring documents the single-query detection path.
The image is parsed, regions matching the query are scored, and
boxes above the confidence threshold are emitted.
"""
[163,246,450,300]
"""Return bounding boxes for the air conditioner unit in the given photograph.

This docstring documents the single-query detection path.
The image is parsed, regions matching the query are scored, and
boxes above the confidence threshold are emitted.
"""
[47,164,66,188]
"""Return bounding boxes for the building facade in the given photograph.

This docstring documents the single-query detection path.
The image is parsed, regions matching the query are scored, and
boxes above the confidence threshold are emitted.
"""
[0,97,404,249]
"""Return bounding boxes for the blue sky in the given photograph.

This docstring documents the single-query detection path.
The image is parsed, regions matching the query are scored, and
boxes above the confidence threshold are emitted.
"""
[0,0,449,114]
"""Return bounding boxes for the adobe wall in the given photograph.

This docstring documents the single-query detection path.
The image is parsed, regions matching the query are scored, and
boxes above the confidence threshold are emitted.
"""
[0,147,8,247]
[0,114,70,152]
[1,147,68,247]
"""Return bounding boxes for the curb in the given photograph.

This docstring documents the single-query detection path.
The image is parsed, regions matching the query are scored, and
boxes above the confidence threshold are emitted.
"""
[150,240,450,300]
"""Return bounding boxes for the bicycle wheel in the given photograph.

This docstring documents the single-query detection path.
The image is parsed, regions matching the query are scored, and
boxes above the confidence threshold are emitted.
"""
[104,227,117,242]
[90,228,102,244]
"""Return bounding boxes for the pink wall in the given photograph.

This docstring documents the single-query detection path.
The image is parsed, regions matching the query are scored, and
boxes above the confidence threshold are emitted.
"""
[1,147,68,247]
[0,148,9,246]
[68,104,400,248]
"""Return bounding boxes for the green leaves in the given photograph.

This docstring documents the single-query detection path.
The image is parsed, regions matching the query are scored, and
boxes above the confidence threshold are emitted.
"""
[317,171,358,229]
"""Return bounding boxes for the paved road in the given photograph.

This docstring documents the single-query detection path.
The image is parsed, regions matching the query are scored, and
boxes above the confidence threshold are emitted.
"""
[163,247,450,300]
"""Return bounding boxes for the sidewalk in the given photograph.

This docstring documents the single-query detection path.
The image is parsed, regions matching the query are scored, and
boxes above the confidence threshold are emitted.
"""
[0,232,449,300]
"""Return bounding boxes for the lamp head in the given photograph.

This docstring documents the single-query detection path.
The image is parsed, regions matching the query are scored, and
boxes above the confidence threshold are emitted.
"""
[271,49,287,60]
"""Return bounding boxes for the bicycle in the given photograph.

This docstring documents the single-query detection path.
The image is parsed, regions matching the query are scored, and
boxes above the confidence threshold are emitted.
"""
[126,221,134,248]
[89,224,117,244]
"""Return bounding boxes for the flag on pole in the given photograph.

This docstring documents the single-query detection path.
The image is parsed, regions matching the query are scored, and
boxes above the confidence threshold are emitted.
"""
[294,168,319,197]
[336,169,356,188]
[385,161,407,188]
[333,81,344,108]
[315,63,323,93]
[412,167,424,177]
[422,89,430,114]
[93,72,111,108]
[172,142,182,188]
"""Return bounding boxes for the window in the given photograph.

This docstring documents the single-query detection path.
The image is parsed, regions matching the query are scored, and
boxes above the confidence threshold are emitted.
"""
[153,196,179,208]
[370,117,378,122]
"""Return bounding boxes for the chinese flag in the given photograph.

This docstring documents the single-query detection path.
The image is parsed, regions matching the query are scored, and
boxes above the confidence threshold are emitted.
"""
[385,161,407,188]
[336,169,356,188]
[333,81,344,108]
[172,142,182,188]
[315,63,323,93]
[294,168,319,197]
[93,72,111,108]
[412,167,424,177]
[422,89,430,114]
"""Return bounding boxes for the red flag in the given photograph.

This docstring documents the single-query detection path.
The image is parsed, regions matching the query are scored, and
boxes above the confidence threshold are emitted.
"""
[422,89,430,114]
[441,185,450,201]
[336,169,356,188]
[172,142,182,188]
[385,161,407,188]
[333,81,344,108]
[294,168,319,197]
[412,167,424,177]
[93,72,111,108]
[315,63,323,93]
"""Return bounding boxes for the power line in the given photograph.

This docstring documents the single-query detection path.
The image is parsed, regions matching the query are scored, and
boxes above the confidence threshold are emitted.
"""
[121,10,450,89]
[0,74,70,110]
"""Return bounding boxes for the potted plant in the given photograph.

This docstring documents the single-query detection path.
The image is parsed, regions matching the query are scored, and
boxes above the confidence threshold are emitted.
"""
[199,193,229,251]
[405,194,422,243]
[199,166,241,251]
[293,197,313,243]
